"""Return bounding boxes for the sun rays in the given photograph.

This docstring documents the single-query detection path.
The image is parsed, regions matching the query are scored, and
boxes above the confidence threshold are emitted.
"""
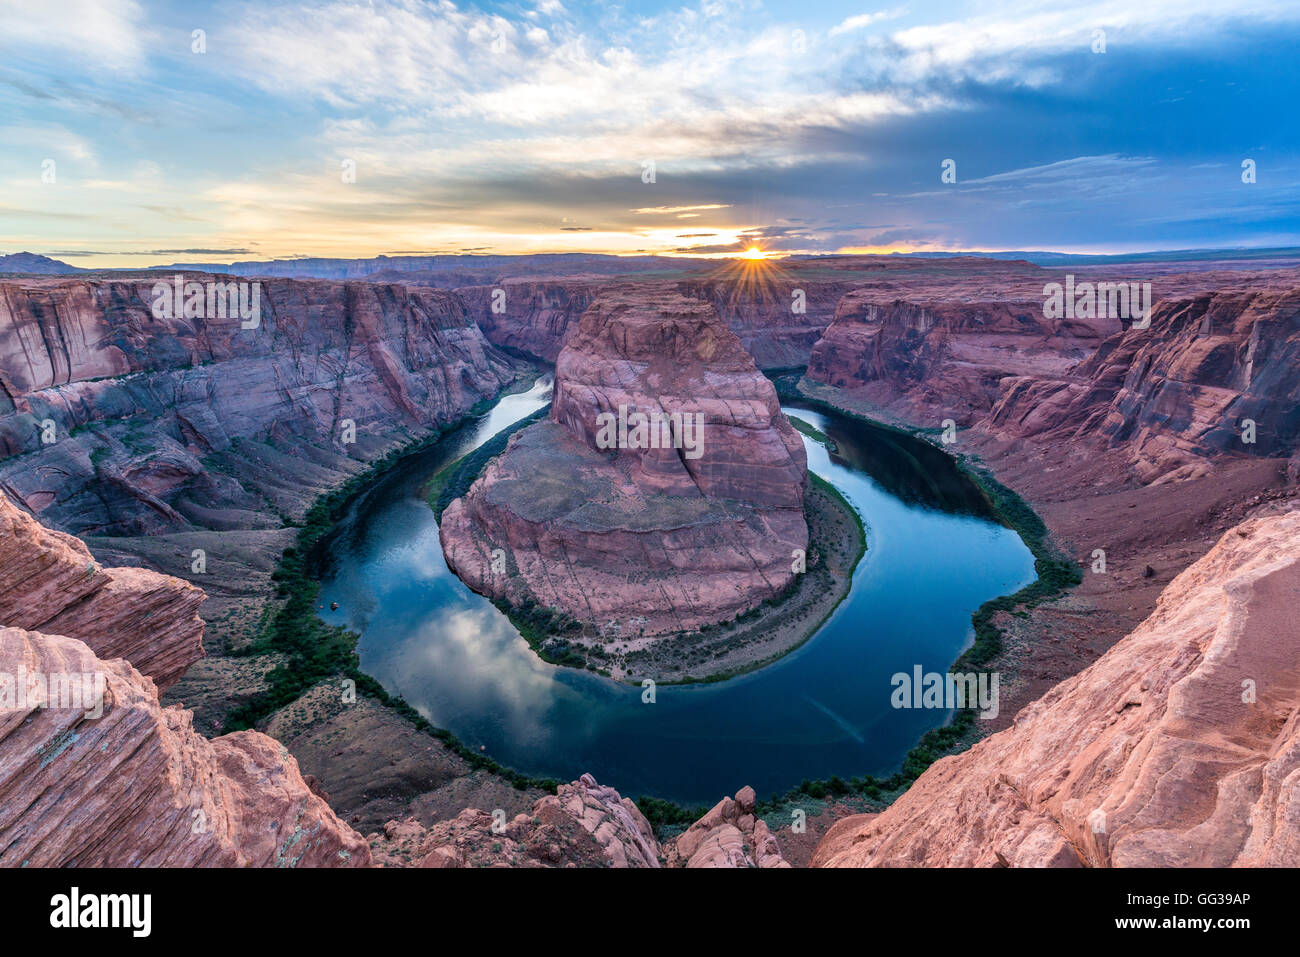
[702,249,796,316]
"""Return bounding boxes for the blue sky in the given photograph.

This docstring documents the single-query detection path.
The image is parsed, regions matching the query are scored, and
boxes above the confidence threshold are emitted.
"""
[1,0,1297,266]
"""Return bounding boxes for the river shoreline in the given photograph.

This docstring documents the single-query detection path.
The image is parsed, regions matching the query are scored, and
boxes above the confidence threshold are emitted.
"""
[423,405,867,684]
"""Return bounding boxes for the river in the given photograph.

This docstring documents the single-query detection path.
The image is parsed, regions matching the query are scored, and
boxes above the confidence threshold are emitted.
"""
[315,375,1035,803]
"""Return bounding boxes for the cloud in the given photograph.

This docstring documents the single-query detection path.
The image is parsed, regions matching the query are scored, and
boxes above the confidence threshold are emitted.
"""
[0,0,145,70]
[829,7,907,37]
[632,204,731,214]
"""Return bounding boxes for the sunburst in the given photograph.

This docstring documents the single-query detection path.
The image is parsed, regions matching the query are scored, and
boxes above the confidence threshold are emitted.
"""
[704,247,795,318]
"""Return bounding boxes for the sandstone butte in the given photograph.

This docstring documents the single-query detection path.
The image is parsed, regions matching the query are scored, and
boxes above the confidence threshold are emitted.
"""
[0,489,371,867]
[439,285,809,639]
[811,508,1300,867]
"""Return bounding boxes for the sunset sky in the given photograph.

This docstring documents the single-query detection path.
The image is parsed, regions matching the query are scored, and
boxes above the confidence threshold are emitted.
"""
[2,0,1298,268]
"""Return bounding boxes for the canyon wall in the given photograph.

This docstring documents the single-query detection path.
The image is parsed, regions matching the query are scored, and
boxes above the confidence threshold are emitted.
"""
[988,284,1300,483]
[805,260,1119,424]
[458,272,857,370]
[0,277,520,536]
[802,262,1300,482]
[456,278,601,361]
[0,492,204,689]
[675,275,856,369]
[441,286,808,639]
[811,508,1300,868]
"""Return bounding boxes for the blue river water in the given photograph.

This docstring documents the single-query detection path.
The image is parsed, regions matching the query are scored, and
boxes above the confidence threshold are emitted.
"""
[316,376,1035,803]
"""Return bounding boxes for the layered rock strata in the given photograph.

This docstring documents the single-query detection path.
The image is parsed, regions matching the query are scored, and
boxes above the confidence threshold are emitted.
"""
[0,626,370,867]
[804,261,1299,432]
[440,287,808,638]
[0,491,203,689]
[805,259,1120,424]
[0,277,519,535]
[456,278,601,362]
[677,274,857,369]
[987,284,1300,483]
[0,490,370,867]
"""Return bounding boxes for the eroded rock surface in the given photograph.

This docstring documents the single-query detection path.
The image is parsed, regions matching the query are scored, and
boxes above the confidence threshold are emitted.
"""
[0,491,203,689]
[457,278,601,362]
[441,286,807,639]
[811,509,1300,867]
[0,626,370,867]
[806,259,1120,424]
[0,488,370,866]
[666,785,790,868]
[0,277,519,535]
[371,773,661,868]
[372,774,790,868]
[988,283,1300,483]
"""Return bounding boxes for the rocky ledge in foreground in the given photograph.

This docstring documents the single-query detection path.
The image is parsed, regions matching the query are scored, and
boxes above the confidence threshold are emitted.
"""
[0,491,370,866]
[811,507,1300,867]
[0,625,370,867]
[440,286,808,641]
[372,774,789,868]
[0,491,205,689]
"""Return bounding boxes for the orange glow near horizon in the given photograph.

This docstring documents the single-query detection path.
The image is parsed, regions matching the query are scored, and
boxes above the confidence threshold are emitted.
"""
[740,246,767,260]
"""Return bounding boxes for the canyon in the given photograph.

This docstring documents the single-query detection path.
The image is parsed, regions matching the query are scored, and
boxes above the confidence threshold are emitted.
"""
[0,253,1297,868]
[0,275,523,681]
[0,276,519,537]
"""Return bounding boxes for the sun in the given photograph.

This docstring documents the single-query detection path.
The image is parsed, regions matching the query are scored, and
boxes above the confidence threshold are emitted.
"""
[740,246,767,261]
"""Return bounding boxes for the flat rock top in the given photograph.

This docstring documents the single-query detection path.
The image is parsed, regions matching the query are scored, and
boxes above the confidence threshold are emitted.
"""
[481,419,749,533]
[565,285,756,372]
[832,262,1300,310]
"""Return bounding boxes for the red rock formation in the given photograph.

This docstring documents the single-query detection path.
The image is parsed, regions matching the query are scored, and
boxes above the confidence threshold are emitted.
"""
[805,259,1118,424]
[0,277,519,534]
[372,774,661,868]
[457,278,601,361]
[552,287,806,508]
[676,274,856,369]
[441,286,808,638]
[459,269,856,370]
[988,283,1300,483]
[811,509,1300,867]
[666,785,790,867]
[0,489,370,866]
[806,260,1294,434]
[372,774,790,868]
[0,625,370,867]
[0,491,203,689]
